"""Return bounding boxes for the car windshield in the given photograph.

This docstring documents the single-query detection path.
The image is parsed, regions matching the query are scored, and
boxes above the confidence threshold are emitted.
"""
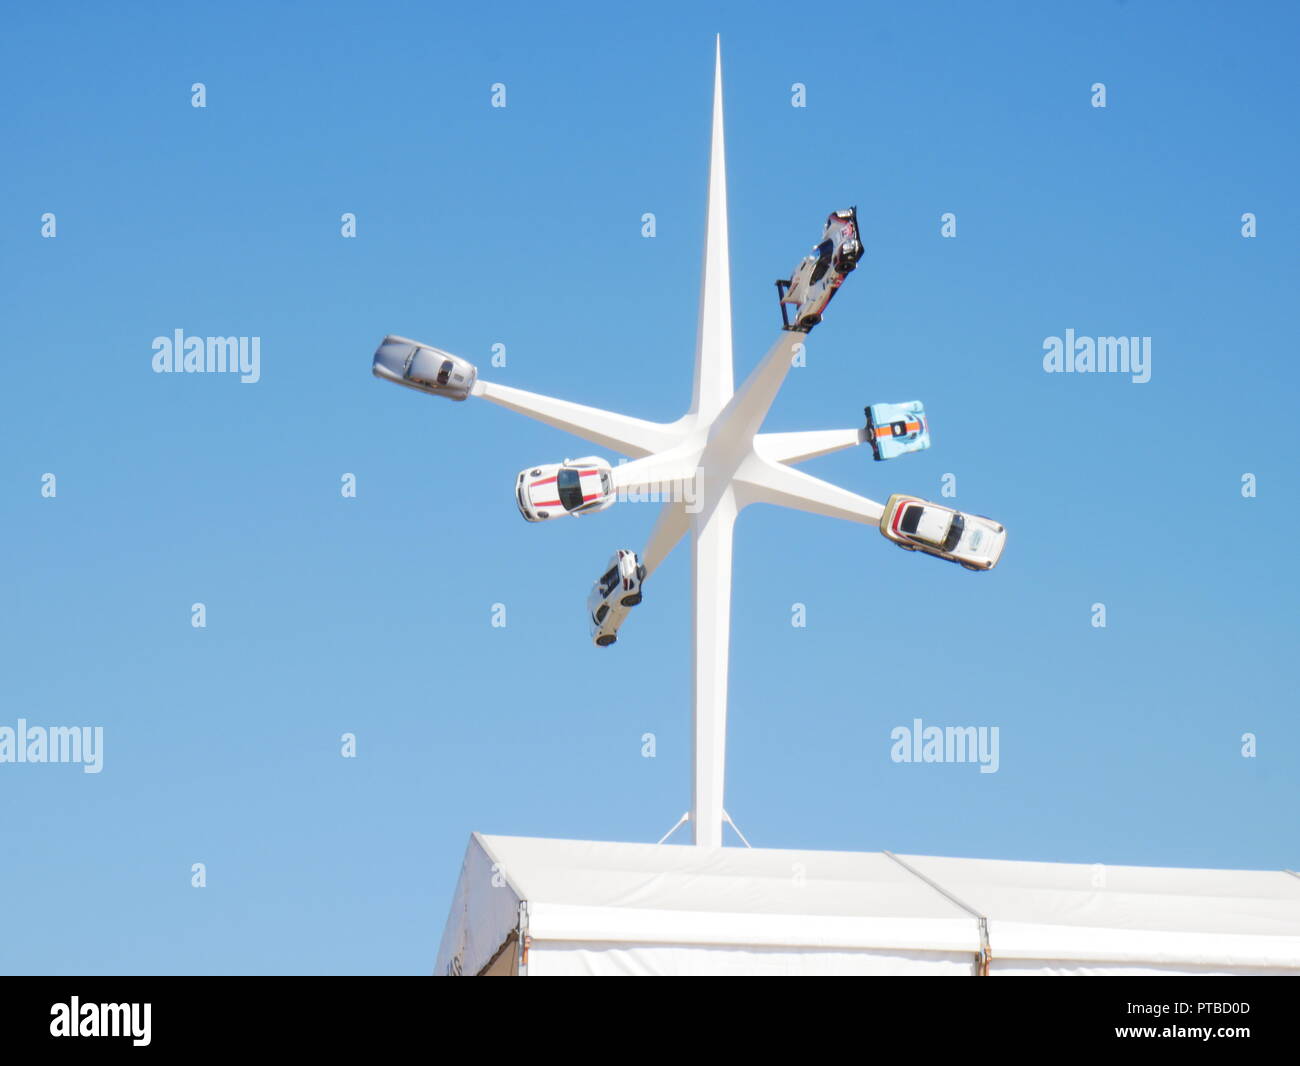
[435,359,453,386]
[557,468,584,511]
[809,239,833,284]
[942,514,965,553]
[598,566,620,598]
[899,505,923,536]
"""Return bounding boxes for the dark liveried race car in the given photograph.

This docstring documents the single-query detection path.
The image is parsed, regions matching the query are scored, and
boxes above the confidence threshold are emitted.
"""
[776,207,862,332]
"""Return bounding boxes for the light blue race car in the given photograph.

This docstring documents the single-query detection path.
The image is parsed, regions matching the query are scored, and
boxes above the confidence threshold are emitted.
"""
[865,401,930,461]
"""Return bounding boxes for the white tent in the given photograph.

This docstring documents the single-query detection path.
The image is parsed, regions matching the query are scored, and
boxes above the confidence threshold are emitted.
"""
[435,834,1300,976]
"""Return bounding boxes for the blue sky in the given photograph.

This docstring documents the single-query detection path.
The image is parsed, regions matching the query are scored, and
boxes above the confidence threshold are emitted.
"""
[2,0,1297,974]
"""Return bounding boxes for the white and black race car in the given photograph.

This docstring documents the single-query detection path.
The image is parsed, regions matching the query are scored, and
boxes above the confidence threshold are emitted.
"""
[587,549,645,647]
[776,207,862,332]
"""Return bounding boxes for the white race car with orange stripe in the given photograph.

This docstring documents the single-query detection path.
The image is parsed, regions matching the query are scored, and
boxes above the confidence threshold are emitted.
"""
[516,457,616,522]
[879,494,1006,571]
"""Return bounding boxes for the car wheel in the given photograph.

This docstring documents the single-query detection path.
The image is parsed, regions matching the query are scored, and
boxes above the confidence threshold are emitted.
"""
[596,634,616,647]
[621,594,641,607]
[801,313,821,329]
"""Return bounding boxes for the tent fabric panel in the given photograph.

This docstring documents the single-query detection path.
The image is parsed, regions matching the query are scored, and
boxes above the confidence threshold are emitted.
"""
[988,920,1300,970]
[991,959,1298,977]
[480,835,976,921]
[894,853,1300,942]
[527,901,981,954]
[434,834,523,977]
[527,941,975,977]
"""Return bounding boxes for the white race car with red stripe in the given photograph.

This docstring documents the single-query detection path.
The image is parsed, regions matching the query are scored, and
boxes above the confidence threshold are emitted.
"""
[879,494,1006,571]
[515,457,616,522]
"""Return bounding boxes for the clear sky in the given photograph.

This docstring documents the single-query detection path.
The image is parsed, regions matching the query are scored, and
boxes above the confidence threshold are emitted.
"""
[2,1,1297,975]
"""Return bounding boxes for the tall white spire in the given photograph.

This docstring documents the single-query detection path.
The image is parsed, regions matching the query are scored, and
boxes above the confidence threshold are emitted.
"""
[689,35,735,422]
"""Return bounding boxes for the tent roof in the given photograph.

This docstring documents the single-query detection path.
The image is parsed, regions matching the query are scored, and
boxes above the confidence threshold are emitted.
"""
[477,833,981,957]
[482,834,974,919]
[438,834,1300,973]
[896,851,1300,937]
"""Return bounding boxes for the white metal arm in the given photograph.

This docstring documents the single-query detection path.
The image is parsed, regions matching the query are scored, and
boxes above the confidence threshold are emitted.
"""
[474,379,685,459]
[611,449,702,497]
[640,501,692,578]
[734,454,885,526]
[708,332,804,448]
[755,427,866,466]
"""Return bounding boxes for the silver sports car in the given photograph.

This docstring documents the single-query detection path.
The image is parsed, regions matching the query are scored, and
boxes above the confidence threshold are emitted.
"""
[372,335,477,400]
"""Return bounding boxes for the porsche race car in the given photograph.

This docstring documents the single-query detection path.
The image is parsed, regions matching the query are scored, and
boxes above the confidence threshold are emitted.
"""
[865,401,930,461]
[372,335,477,400]
[776,207,862,332]
[879,494,1006,571]
[587,549,646,647]
[516,457,616,522]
